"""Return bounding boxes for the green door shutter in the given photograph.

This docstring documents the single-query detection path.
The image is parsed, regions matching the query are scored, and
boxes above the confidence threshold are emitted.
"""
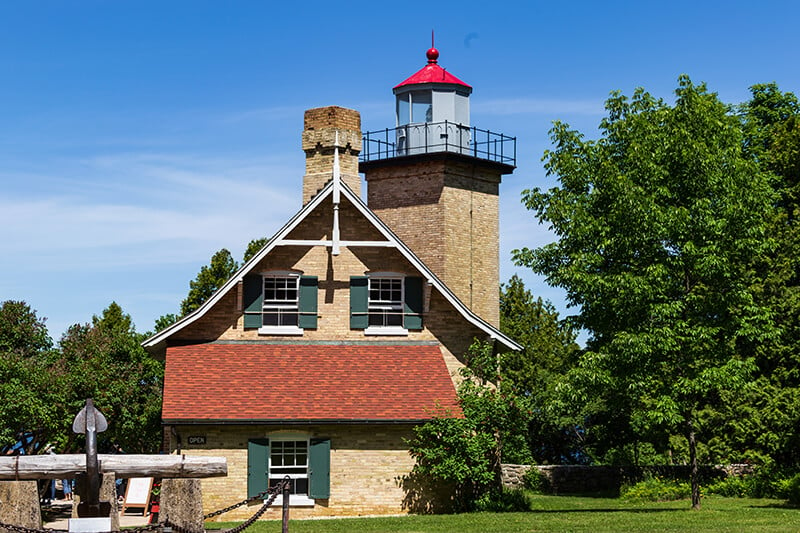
[403,276,424,330]
[308,438,330,499]
[243,275,263,328]
[349,276,369,329]
[247,438,270,498]
[298,276,318,329]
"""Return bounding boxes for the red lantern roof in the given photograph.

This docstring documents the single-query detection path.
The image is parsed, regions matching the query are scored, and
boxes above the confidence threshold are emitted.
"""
[394,47,472,90]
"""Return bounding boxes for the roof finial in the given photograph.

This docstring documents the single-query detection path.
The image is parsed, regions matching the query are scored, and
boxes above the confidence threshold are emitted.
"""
[427,30,439,64]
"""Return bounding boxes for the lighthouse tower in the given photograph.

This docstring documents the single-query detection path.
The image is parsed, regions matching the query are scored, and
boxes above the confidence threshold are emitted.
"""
[360,45,515,327]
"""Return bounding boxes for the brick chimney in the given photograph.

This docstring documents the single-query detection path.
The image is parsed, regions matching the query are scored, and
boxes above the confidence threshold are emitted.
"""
[301,106,362,205]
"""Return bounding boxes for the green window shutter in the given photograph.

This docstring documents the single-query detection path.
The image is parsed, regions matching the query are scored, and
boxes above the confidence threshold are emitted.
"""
[298,276,318,329]
[247,438,270,498]
[308,438,330,499]
[404,276,423,330]
[349,276,369,329]
[243,275,263,328]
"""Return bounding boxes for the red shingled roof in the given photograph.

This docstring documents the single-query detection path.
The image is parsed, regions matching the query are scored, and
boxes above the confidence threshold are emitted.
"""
[163,343,461,422]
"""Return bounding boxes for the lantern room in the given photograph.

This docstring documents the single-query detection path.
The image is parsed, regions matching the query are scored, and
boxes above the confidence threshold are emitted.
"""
[390,47,473,155]
[393,47,472,127]
[361,45,515,165]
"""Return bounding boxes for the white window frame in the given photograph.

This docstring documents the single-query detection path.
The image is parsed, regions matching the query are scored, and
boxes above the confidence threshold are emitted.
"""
[258,271,303,335]
[365,273,408,336]
[268,436,314,507]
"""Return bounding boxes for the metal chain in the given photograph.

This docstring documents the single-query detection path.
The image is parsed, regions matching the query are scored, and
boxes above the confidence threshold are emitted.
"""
[165,478,289,533]
[203,487,275,520]
[124,523,165,533]
[0,523,67,533]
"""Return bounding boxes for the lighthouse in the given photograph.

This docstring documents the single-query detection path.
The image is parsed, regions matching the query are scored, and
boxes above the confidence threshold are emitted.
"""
[360,45,516,327]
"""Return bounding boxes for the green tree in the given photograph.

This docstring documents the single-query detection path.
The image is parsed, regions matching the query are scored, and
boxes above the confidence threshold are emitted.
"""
[513,76,775,509]
[152,313,179,333]
[58,302,163,453]
[499,275,581,463]
[708,84,800,468]
[499,274,578,395]
[243,237,268,262]
[180,248,239,316]
[0,300,53,357]
[406,341,531,511]
[0,301,58,453]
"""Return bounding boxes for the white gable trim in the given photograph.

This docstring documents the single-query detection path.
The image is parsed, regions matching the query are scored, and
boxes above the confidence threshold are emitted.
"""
[143,180,521,351]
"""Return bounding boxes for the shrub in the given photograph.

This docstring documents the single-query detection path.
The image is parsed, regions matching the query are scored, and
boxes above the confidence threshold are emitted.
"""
[473,489,531,512]
[705,475,754,498]
[522,467,549,493]
[621,476,691,502]
[786,473,800,505]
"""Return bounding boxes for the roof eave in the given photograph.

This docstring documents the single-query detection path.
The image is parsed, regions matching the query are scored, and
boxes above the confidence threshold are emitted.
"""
[162,418,457,426]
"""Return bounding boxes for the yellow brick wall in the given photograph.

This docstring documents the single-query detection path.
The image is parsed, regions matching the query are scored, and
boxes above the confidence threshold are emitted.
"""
[167,424,418,519]
[364,157,502,326]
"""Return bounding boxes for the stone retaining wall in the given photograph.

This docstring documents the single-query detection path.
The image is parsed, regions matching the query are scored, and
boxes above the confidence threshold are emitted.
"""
[502,464,755,494]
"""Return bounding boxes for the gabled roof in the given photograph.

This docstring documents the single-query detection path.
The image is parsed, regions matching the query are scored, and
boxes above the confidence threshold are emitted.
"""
[143,179,521,352]
[162,343,460,423]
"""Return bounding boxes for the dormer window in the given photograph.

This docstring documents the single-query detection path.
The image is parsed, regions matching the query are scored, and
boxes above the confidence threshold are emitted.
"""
[243,272,318,334]
[349,274,423,335]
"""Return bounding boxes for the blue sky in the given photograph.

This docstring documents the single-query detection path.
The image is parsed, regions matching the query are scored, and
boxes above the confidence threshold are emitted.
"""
[2,1,799,341]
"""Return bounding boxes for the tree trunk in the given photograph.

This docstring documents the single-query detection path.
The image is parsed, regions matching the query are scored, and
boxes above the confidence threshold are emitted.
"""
[687,419,701,510]
[492,428,503,491]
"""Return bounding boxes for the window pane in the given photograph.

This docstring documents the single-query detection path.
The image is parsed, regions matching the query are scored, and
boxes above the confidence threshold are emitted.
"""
[263,313,279,326]
[397,94,410,125]
[411,91,432,123]
[283,312,298,327]
[387,312,402,326]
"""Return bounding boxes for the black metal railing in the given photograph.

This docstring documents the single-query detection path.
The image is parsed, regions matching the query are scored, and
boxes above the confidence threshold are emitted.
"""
[361,121,516,166]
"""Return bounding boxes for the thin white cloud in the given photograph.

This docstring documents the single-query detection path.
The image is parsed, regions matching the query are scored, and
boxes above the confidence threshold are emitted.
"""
[0,151,305,272]
[473,97,604,116]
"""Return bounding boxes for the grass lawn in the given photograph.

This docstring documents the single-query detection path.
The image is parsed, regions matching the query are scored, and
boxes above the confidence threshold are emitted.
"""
[206,494,799,532]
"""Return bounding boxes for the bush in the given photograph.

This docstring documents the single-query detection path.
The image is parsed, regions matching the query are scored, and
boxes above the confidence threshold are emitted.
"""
[786,473,800,506]
[621,477,691,502]
[706,475,755,498]
[704,467,799,500]
[522,467,549,493]
[473,489,531,512]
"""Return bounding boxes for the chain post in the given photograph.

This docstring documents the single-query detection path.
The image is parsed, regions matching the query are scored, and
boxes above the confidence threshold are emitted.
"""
[281,476,290,533]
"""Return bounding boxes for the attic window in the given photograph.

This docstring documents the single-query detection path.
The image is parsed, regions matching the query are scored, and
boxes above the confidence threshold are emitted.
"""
[244,273,318,334]
[368,277,404,328]
[262,275,300,332]
[349,274,423,334]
